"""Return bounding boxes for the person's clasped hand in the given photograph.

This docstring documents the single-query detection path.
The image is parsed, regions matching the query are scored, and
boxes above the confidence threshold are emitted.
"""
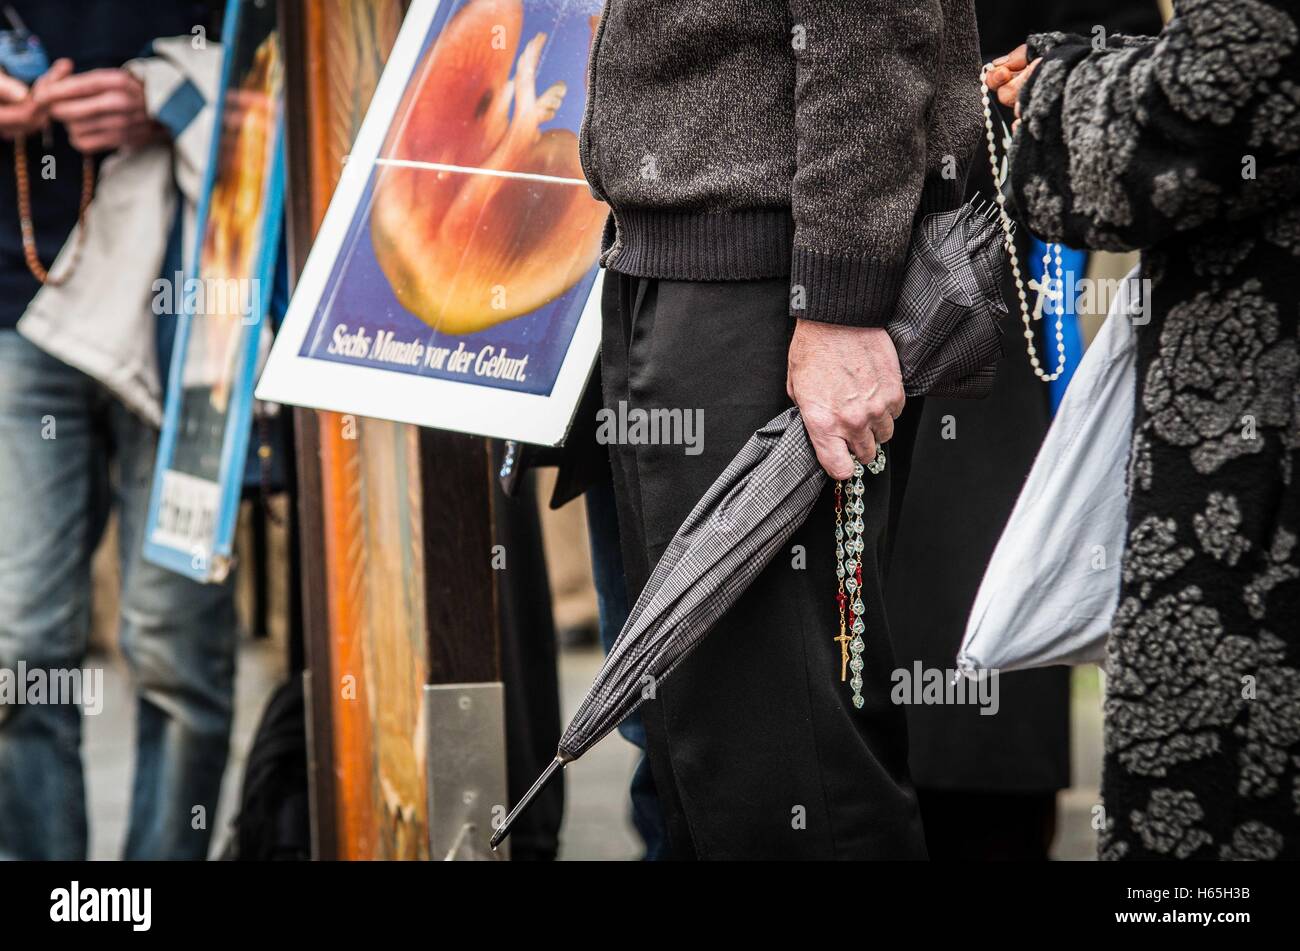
[0,58,72,140]
[32,58,163,153]
[788,320,904,482]
[985,44,1041,133]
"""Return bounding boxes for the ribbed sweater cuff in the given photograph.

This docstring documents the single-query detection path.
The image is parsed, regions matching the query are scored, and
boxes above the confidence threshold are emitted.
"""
[603,208,794,280]
[789,246,907,328]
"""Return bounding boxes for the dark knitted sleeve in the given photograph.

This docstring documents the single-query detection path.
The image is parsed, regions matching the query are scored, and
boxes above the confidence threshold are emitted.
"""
[1009,0,1300,253]
[786,1,942,328]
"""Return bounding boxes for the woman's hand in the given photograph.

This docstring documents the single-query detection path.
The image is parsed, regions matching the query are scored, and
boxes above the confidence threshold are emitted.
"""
[986,44,1041,131]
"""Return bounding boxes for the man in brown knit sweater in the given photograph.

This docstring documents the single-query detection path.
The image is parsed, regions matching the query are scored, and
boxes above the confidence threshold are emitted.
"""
[585,1,983,858]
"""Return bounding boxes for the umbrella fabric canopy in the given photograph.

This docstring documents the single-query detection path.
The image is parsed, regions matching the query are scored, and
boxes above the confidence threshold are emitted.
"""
[564,407,824,758]
[893,199,1005,398]
[491,198,1008,850]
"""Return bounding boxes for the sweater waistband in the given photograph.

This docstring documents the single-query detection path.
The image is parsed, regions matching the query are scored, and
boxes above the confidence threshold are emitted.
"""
[601,207,795,281]
[598,177,965,285]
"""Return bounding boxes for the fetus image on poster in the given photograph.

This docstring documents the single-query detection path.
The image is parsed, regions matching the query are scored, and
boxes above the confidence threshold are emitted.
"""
[369,0,606,336]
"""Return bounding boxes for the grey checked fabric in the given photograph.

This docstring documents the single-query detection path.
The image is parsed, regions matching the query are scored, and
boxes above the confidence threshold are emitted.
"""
[888,200,1007,399]
[558,202,1006,760]
[560,406,825,758]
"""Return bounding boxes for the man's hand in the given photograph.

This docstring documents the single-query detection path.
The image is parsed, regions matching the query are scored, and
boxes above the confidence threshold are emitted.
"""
[986,44,1041,131]
[34,62,162,154]
[787,319,905,481]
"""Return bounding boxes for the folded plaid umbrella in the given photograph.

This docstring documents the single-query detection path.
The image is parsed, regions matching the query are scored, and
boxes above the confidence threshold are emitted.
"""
[491,199,1007,850]
[893,198,1006,397]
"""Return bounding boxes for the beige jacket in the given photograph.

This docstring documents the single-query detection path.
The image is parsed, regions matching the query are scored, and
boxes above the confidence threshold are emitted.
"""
[17,35,222,425]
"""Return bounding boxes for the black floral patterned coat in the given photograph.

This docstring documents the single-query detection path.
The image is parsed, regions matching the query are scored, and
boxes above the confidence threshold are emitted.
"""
[1011,0,1300,860]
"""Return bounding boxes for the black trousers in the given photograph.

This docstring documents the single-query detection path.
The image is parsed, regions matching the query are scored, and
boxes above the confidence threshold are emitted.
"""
[600,271,927,859]
[917,788,1058,861]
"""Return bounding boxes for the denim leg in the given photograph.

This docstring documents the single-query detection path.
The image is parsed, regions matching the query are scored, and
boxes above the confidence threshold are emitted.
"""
[110,397,237,860]
[0,333,107,860]
[584,476,667,860]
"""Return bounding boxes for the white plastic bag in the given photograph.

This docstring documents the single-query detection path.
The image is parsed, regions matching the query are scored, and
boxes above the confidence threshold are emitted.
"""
[958,266,1142,675]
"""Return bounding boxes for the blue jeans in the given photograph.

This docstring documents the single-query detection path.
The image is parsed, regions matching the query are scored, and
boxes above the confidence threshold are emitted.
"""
[0,332,237,860]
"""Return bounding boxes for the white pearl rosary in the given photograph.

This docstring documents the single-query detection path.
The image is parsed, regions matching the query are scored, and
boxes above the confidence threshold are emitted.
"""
[980,64,1068,383]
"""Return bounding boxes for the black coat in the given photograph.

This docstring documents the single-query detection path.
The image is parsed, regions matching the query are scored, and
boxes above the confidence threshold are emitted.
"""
[1012,2,1300,860]
[975,0,1164,60]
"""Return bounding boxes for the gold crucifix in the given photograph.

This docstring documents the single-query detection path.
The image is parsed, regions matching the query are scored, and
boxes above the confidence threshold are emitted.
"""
[834,624,852,681]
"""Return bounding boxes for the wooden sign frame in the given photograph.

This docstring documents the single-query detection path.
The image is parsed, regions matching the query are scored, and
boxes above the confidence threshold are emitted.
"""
[278,0,499,861]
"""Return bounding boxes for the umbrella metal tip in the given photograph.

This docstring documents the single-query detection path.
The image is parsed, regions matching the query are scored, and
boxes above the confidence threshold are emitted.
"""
[487,755,568,853]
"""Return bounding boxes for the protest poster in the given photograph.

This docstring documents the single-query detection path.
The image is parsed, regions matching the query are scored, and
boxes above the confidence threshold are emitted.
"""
[144,0,285,581]
[256,0,606,446]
